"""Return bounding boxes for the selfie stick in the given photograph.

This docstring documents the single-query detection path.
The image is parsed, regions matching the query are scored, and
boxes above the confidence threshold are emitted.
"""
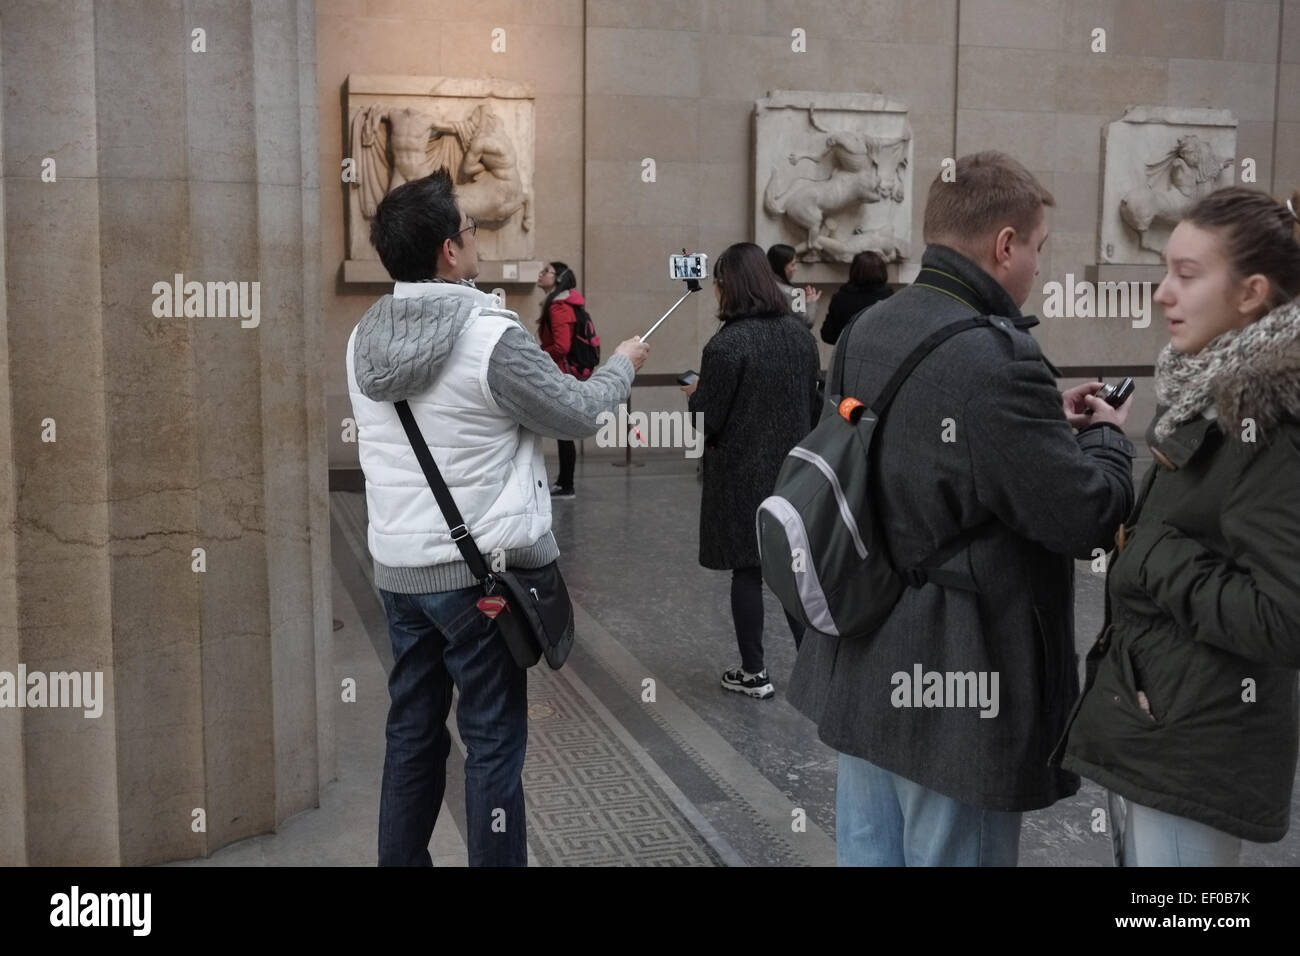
[639,278,702,342]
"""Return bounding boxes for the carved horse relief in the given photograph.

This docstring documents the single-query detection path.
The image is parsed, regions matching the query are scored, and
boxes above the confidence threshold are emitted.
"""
[1119,134,1231,254]
[762,107,910,262]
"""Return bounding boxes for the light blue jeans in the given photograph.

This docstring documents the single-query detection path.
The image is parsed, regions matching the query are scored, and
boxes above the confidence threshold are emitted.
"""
[1109,793,1241,866]
[836,753,1022,866]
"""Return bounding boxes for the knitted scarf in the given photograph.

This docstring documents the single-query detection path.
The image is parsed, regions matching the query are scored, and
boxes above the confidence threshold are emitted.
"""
[1153,297,1300,442]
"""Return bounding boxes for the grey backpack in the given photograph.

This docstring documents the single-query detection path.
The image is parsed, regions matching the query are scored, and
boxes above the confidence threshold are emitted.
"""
[757,315,992,640]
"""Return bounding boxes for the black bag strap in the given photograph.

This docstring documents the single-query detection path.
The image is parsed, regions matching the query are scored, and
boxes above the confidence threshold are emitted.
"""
[834,263,992,412]
[842,271,997,590]
[877,321,993,591]
[870,316,991,415]
[393,400,493,584]
[829,313,855,402]
[909,525,987,591]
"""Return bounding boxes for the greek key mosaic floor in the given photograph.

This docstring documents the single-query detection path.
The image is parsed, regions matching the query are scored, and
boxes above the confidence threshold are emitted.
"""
[520,667,723,866]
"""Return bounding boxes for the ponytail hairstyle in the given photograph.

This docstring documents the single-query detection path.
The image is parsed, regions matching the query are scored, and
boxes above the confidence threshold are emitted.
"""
[538,260,578,329]
[766,243,796,284]
[1182,186,1300,311]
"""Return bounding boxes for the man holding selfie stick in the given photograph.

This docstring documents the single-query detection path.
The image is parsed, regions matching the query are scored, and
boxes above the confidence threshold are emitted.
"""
[788,153,1136,866]
[346,171,648,866]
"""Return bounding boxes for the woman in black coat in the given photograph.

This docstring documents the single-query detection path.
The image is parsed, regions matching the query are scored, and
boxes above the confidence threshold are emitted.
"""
[820,250,893,345]
[682,243,821,700]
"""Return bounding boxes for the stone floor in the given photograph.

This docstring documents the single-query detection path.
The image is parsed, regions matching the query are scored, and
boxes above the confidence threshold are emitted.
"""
[182,449,1300,867]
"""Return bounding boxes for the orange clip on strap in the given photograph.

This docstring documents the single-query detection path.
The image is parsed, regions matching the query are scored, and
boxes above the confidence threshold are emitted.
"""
[838,397,864,423]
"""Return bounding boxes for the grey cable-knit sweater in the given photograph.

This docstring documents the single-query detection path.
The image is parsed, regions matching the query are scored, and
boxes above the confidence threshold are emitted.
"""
[352,284,635,592]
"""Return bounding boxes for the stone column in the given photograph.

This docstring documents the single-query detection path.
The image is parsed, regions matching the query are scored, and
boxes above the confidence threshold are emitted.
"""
[0,0,331,866]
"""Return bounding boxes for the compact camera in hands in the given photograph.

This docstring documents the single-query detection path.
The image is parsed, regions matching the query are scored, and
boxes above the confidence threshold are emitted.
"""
[1098,376,1135,408]
[669,253,708,281]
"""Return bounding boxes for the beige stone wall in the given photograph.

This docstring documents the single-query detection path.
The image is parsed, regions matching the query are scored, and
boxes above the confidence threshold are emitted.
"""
[0,6,19,867]
[1278,1,1300,204]
[959,0,1289,432]
[324,1,1295,468]
[0,0,330,866]
[582,0,958,423]
[1,0,118,867]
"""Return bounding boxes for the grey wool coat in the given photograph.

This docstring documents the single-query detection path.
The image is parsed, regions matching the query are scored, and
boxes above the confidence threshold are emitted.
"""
[787,244,1137,812]
[689,312,821,570]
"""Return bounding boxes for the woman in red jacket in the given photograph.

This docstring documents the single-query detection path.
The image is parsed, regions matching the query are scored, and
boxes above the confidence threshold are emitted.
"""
[536,260,587,497]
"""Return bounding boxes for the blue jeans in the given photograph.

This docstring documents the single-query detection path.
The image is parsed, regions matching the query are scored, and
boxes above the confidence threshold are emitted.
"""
[1110,793,1241,866]
[836,753,1022,866]
[377,585,528,867]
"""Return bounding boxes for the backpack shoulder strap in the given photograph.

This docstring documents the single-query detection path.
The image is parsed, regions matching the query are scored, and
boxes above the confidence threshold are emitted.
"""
[837,263,1000,412]
[830,312,857,398]
[909,524,987,591]
[869,316,991,415]
[858,315,995,590]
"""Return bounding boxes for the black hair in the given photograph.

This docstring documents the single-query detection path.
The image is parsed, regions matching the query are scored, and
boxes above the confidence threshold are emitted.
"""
[717,243,790,321]
[369,169,462,282]
[849,250,889,286]
[538,260,578,328]
[767,243,796,282]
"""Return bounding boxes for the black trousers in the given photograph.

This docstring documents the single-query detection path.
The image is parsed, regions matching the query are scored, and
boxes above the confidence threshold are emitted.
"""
[731,566,804,674]
[556,440,576,489]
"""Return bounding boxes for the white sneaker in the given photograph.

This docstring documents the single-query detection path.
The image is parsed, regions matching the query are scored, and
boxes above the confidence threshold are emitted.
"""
[720,667,774,699]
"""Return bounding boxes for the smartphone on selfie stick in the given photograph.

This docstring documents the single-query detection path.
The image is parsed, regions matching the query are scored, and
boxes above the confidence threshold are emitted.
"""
[640,252,708,342]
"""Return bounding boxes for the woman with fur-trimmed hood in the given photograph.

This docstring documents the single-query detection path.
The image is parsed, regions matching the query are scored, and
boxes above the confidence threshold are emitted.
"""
[1053,187,1300,866]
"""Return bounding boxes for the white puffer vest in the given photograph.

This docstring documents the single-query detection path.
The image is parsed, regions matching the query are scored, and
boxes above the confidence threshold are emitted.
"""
[345,287,552,570]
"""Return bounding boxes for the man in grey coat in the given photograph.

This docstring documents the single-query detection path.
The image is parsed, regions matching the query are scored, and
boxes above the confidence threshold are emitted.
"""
[787,152,1136,866]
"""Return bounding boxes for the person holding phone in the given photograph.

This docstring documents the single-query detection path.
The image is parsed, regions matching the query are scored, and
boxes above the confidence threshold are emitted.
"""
[1054,186,1300,865]
[682,243,821,699]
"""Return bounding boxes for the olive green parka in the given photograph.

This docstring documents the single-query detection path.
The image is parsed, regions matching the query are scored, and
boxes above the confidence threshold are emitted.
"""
[1055,308,1300,841]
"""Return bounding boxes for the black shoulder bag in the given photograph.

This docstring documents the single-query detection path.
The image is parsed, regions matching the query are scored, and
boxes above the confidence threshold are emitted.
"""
[393,400,575,670]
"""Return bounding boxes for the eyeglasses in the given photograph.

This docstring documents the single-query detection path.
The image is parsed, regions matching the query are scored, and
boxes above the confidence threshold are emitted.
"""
[450,217,477,241]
